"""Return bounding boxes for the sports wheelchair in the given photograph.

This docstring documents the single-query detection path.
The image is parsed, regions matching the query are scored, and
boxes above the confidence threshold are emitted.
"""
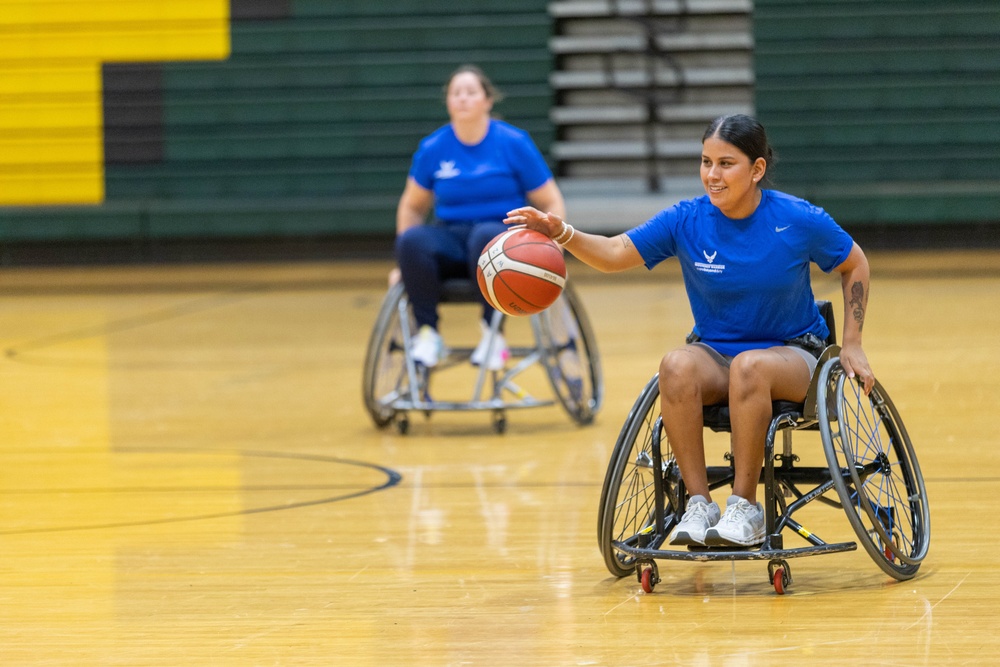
[597,301,929,594]
[363,278,602,434]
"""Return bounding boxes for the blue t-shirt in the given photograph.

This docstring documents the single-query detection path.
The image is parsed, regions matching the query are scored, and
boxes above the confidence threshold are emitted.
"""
[626,190,854,356]
[409,119,553,223]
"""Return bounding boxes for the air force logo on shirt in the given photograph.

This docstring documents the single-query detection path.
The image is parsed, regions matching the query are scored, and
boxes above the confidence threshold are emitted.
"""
[694,249,725,274]
[435,160,460,179]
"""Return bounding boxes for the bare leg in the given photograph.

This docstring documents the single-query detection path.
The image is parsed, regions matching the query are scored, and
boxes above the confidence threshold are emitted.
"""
[658,346,729,502]
[727,347,812,503]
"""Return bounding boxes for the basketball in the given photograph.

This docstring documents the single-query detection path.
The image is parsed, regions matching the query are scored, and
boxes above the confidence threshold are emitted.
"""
[476,228,567,316]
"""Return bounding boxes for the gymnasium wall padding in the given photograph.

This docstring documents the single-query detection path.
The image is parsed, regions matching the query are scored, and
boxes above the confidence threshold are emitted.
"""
[0,0,554,242]
[754,0,1000,224]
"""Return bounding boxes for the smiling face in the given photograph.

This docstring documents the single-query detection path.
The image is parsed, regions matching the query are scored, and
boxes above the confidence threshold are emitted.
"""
[445,71,493,124]
[700,135,767,219]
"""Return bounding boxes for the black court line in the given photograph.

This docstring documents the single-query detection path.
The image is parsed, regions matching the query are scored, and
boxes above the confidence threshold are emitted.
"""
[0,448,402,536]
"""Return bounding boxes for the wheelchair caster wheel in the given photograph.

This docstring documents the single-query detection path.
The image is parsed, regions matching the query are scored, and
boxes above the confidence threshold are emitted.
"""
[637,561,659,594]
[492,411,507,434]
[769,560,790,595]
[395,415,410,435]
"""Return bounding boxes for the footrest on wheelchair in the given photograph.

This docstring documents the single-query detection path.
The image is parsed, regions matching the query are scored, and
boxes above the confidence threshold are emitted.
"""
[390,397,555,412]
[614,540,858,563]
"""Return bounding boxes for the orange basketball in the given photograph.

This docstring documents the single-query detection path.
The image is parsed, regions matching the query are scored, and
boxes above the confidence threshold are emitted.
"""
[476,228,567,316]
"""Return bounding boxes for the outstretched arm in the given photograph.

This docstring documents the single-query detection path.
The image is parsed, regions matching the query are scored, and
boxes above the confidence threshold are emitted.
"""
[504,206,645,273]
[834,242,874,394]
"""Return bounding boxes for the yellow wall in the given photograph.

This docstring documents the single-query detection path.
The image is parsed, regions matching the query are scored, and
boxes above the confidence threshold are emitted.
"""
[0,1,230,206]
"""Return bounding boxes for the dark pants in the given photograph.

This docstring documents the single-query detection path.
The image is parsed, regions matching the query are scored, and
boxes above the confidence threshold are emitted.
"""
[395,221,508,329]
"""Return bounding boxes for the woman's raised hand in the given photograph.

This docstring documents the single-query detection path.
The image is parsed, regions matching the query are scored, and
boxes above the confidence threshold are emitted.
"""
[504,206,564,241]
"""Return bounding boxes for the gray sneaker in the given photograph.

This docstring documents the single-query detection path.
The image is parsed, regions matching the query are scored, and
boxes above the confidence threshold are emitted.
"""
[704,495,765,547]
[669,495,721,546]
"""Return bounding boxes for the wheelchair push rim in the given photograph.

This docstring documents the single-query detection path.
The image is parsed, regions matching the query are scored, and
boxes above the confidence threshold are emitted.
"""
[818,358,930,580]
[534,283,603,425]
[362,281,411,428]
[597,374,684,578]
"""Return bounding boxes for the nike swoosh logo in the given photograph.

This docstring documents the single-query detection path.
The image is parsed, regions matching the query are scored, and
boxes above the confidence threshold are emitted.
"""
[775,226,790,232]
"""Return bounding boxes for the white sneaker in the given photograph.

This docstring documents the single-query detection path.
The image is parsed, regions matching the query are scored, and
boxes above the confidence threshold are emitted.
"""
[704,495,765,547]
[470,321,509,371]
[411,325,446,368]
[668,495,721,546]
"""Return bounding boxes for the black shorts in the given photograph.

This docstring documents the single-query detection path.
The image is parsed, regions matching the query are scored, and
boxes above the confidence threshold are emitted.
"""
[688,333,825,375]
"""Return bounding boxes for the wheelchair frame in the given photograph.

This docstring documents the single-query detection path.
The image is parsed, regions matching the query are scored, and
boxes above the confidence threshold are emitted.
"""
[363,279,603,434]
[598,314,930,594]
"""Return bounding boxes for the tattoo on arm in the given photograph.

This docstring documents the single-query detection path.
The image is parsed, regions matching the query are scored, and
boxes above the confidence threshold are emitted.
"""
[619,234,632,249]
[849,281,866,331]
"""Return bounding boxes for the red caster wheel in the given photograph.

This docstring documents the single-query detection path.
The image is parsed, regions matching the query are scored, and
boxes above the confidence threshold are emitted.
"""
[772,567,786,595]
[637,561,659,594]
[641,567,655,594]
[769,561,790,595]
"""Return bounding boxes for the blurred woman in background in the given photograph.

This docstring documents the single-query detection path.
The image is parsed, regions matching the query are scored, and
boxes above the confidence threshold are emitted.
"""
[394,64,565,370]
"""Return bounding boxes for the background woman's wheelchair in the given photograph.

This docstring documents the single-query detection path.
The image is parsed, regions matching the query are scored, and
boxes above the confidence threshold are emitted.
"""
[597,302,930,594]
[363,278,602,434]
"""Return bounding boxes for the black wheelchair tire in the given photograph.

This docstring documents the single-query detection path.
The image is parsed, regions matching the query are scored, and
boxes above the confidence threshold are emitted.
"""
[818,358,930,580]
[597,374,682,578]
[362,281,410,429]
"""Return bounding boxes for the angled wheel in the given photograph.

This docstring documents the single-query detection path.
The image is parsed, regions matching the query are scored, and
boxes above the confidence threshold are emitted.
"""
[818,358,930,580]
[362,282,414,428]
[535,283,603,425]
[598,375,683,578]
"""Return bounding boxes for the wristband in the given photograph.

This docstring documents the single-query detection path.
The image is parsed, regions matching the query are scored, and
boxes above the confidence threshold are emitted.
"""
[555,222,575,246]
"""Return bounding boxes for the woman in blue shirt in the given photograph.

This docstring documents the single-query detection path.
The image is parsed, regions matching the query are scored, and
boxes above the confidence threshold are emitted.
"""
[394,65,565,370]
[505,114,874,547]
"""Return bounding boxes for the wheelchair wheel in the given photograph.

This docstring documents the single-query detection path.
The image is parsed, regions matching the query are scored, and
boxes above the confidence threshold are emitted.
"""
[362,282,414,428]
[598,375,683,577]
[536,283,603,425]
[818,358,930,580]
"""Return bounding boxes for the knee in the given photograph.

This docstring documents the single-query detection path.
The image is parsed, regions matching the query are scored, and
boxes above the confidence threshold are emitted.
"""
[658,349,701,402]
[729,352,767,400]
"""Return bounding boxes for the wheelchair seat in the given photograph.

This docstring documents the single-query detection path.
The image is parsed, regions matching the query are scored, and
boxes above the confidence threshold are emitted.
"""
[363,277,603,434]
[438,277,482,304]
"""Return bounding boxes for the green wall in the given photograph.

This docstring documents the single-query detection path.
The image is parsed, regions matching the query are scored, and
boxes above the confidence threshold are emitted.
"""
[5,1,999,244]
[0,1,555,242]
[754,0,1000,224]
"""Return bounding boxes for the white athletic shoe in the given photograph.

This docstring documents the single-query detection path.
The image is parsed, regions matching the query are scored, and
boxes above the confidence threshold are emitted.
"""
[704,495,766,547]
[470,321,509,371]
[669,495,721,546]
[411,325,446,368]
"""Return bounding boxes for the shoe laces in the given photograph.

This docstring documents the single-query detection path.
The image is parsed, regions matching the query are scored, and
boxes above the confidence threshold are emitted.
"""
[682,501,713,523]
[722,500,756,525]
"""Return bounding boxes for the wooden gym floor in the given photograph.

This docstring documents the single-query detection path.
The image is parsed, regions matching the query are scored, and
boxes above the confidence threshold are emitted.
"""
[0,249,998,665]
